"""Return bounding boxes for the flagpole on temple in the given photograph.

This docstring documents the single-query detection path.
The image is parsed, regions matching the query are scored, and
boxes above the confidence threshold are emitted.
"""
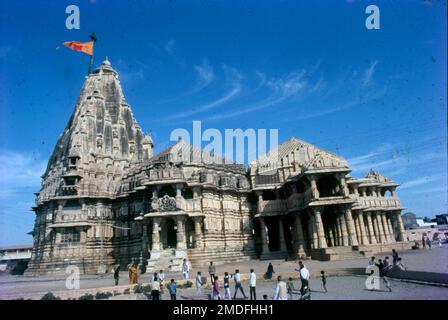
[88,33,97,75]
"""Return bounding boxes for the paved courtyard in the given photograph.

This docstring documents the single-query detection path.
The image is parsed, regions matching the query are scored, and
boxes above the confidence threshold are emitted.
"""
[0,246,447,300]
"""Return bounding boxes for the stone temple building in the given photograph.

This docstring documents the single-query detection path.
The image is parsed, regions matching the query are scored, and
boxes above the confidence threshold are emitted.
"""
[27,59,409,274]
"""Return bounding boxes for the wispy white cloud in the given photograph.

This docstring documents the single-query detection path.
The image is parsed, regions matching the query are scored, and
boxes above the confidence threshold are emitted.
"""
[400,175,440,190]
[363,60,378,86]
[192,59,214,92]
[161,65,242,121]
[0,150,46,198]
[206,70,310,120]
[164,39,176,54]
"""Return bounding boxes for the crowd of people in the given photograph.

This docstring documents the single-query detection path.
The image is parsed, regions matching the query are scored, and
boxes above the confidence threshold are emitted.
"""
[110,248,413,300]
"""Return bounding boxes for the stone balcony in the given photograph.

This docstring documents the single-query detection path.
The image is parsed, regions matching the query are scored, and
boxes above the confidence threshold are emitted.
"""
[351,195,402,210]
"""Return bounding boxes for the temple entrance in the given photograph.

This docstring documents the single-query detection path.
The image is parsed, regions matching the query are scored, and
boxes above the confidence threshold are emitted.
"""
[166,219,177,248]
[265,218,280,251]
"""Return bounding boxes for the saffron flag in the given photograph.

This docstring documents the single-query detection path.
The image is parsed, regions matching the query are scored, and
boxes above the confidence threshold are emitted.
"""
[63,41,94,56]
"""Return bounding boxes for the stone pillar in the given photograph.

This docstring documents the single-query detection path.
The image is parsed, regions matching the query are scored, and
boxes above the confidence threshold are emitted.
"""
[386,214,395,242]
[256,191,263,213]
[293,214,306,258]
[391,188,397,197]
[176,216,187,250]
[343,206,359,246]
[374,212,385,243]
[309,175,320,199]
[380,212,391,243]
[371,213,380,243]
[151,218,161,251]
[193,216,203,248]
[328,228,334,247]
[395,211,405,241]
[354,213,362,244]
[335,218,342,246]
[365,212,377,244]
[338,210,349,246]
[142,224,149,256]
[278,218,287,252]
[259,217,270,255]
[308,213,318,249]
[338,174,349,197]
[358,212,369,245]
[313,207,328,249]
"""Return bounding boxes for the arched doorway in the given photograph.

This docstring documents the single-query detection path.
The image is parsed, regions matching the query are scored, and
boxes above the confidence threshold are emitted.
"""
[165,219,177,248]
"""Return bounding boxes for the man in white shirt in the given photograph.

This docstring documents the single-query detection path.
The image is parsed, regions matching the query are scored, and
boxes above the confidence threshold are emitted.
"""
[195,271,203,295]
[272,275,288,300]
[249,269,257,300]
[233,269,247,299]
[294,261,310,292]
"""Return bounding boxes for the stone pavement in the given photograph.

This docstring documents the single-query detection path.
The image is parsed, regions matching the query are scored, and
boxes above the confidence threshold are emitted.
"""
[1,245,447,300]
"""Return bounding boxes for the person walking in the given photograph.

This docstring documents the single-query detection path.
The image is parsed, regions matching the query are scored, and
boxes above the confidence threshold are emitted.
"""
[159,269,165,296]
[223,272,232,300]
[376,258,392,292]
[265,262,274,280]
[114,265,120,286]
[422,235,426,248]
[167,279,177,300]
[426,237,432,249]
[368,256,376,266]
[212,276,222,300]
[182,258,191,279]
[208,261,216,284]
[233,269,247,299]
[195,271,203,295]
[392,249,399,266]
[249,269,257,300]
[151,275,161,300]
[320,270,327,293]
[295,261,310,292]
[272,276,288,300]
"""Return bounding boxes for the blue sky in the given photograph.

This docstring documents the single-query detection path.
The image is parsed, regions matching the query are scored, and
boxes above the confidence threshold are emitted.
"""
[0,0,446,245]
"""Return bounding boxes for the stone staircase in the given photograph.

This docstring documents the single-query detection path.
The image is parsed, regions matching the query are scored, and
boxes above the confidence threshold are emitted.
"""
[310,246,366,261]
[146,249,187,273]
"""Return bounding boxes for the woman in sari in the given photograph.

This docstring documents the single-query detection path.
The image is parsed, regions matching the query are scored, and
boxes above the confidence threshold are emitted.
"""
[129,264,138,284]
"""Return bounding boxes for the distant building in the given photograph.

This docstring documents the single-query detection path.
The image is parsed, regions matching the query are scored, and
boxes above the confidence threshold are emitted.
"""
[0,245,33,274]
[416,218,437,228]
[405,226,447,243]
[402,212,418,229]
[435,214,448,225]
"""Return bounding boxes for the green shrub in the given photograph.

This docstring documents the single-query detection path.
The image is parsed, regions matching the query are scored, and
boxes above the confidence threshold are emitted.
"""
[133,284,152,294]
[40,292,61,300]
[178,281,193,289]
[78,293,94,300]
[123,288,130,295]
[113,291,121,296]
[95,291,113,300]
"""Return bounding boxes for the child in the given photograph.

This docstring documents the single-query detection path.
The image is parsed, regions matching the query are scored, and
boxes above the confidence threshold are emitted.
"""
[168,279,177,300]
[321,270,327,293]
[286,277,295,300]
[223,272,232,300]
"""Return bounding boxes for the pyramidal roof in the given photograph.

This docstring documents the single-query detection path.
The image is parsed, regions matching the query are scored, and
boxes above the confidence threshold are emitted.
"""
[251,136,349,174]
[151,139,237,167]
[37,58,153,202]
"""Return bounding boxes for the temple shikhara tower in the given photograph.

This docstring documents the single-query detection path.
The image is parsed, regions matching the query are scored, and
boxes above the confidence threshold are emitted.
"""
[27,59,410,275]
